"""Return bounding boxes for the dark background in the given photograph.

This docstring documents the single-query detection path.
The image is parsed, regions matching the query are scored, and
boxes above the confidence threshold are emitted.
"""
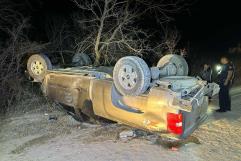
[26,0,241,55]
[175,0,241,54]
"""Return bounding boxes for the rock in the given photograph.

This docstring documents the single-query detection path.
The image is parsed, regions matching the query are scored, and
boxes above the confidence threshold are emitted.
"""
[49,115,58,121]
[170,147,179,151]
[119,130,136,141]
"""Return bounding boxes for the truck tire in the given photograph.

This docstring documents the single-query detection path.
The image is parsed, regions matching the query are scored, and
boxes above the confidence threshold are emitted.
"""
[72,53,92,66]
[27,54,52,82]
[113,56,151,96]
[157,54,189,76]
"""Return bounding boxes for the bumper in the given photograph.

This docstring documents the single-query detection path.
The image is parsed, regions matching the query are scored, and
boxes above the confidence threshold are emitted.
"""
[181,113,208,139]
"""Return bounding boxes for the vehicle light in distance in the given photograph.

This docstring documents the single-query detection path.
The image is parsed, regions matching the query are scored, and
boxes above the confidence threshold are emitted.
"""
[216,65,222,74]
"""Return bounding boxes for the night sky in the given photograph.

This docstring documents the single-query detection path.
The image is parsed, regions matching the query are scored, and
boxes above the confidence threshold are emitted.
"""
[175,0,241,53]
[26,0,241,55]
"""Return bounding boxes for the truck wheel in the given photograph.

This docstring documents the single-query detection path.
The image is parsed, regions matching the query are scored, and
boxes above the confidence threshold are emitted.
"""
[27,54,52,82]
[113,56,151,96]
[72,53,92,66]
[157,54,189,76]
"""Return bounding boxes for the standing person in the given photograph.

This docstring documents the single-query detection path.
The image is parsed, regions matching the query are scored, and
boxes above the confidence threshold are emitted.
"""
[217,56,234,112]
[229,61,236,85]
[180,48,188,58]
[200,64,212,82]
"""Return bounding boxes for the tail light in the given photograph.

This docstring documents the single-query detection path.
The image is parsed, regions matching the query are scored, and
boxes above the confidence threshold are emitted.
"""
[167,113,183,135]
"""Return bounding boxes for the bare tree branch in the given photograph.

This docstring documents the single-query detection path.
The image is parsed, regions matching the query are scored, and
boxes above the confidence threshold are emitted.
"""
[71,0,187,65]
[0,0,46,109]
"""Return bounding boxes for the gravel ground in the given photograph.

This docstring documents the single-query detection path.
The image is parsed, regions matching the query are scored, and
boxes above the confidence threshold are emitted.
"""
[0,87,240,161]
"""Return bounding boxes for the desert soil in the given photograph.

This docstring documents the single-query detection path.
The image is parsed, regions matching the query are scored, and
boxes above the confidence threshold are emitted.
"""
[0,87,241,161]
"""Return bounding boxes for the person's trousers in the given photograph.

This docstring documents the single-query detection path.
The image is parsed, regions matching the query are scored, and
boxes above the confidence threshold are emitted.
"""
[219,85,231,111]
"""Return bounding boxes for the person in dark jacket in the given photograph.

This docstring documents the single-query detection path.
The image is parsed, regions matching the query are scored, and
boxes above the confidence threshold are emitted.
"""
[217,56,234,112]
[200,64,212,82]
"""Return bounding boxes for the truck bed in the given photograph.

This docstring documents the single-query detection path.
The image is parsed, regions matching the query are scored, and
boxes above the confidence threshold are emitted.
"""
[51,66,113,76]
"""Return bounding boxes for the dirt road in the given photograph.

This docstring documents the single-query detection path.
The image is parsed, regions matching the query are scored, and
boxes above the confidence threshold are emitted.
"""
[0,87,241,161]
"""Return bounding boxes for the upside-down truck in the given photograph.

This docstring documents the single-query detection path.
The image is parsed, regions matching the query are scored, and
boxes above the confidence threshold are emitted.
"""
[27,53,219,139]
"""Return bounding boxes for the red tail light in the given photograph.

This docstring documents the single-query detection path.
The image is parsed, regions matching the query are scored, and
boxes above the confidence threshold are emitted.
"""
[167,113,183,135]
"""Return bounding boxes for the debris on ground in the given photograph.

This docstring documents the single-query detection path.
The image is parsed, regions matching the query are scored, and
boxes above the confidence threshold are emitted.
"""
[170,147,179,151]
[48,115,58,121]
[119,130,137,141]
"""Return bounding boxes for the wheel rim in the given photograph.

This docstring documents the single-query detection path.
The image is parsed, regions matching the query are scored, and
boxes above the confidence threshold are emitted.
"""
[30,60,44,75]
[118,64,138,90]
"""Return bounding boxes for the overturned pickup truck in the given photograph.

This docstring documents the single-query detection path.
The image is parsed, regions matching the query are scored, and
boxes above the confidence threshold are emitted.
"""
[27,53,219,139]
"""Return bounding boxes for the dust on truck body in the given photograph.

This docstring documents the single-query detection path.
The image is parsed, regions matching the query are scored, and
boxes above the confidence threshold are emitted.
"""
[27,53,219,139]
